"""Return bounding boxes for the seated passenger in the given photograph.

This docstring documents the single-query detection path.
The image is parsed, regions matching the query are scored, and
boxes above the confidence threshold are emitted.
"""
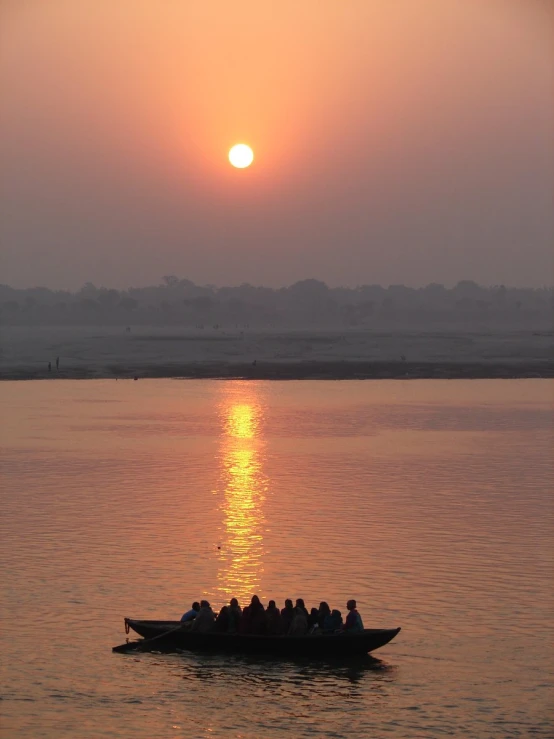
[317,601,331,629]
[228,598,242,633]
[214,605,230,633]
[266,600,283,635]
[343,599,364,633]
[295,598,309,619]
[281,599,295,634]
[308,607,320,632]
[240,595,267,635]
[180,601,200,623]
[191,600,215,632]
[323,609,343,632]
[289,606,308,636]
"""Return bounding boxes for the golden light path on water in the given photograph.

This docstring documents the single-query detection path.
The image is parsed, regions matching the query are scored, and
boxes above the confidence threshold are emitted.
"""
[216,383,268,606]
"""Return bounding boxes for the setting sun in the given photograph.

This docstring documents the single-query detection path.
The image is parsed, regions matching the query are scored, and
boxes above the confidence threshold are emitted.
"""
[228,144,254,169]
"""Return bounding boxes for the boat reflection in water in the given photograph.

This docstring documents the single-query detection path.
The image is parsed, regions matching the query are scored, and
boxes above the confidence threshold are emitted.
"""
[166,652,388,694]
[215,383,268,606]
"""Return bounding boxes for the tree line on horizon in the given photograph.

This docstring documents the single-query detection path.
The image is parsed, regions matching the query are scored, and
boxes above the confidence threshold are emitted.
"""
[1,277,552,328]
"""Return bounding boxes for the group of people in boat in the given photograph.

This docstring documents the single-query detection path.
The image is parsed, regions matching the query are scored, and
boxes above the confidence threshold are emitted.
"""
[180,596,364,636]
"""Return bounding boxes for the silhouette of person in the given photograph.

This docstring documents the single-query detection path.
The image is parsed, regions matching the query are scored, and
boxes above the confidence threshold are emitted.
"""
[56,356,59,370]
[48,362,51,372]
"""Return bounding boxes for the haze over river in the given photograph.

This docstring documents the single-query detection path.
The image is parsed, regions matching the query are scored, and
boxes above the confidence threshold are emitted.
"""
[1,379,552,739]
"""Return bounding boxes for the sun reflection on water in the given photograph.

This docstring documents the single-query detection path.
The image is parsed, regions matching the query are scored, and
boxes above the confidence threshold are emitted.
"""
[216,384,268,606]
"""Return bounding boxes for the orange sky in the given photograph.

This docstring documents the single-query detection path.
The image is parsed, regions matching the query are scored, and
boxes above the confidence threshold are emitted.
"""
[1,0,552,288]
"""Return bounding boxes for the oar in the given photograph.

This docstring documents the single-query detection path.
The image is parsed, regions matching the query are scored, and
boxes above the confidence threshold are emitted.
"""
[112,623,186,654]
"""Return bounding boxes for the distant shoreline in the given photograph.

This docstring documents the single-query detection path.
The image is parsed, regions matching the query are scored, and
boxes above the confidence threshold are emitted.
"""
[2,326,552,381]
[2,360,552,381]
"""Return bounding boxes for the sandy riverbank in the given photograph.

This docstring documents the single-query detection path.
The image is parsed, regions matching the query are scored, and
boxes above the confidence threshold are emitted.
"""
[1,325,552,380]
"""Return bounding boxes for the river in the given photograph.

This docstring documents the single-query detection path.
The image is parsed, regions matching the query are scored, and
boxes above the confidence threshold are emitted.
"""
[1,379,552,738]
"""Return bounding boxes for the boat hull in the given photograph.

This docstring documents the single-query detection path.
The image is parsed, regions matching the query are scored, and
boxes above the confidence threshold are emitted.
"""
[122,619,401,658]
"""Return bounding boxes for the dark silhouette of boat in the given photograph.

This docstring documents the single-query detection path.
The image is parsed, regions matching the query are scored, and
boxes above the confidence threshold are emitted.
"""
[113,618,401,657]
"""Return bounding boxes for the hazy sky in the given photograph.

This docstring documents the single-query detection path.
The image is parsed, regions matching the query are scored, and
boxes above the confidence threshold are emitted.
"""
[1,0,552,289]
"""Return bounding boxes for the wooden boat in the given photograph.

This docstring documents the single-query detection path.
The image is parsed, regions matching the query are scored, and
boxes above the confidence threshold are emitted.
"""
[114,618,401,658]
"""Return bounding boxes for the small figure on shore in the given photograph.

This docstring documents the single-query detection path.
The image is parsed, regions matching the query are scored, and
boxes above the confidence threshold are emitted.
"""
[180,601,200,623]
[343,599,364,633]
[56,356,60,370]
[252,359,257,367]
[48,362,51,372]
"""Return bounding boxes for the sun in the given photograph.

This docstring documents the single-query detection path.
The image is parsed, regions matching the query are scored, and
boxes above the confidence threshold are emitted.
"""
[229,144,254,169]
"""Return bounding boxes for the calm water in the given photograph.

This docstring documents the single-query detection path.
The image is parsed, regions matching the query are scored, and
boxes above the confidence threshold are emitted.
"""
[1,379,552,739]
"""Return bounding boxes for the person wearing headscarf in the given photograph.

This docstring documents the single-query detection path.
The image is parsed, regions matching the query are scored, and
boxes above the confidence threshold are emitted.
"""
[240,595,267,635]
[191,600,215,632]
[323,609,343,632]
[228,598,242,633]
[317,602,331,629]
[266,600,283,635]
[289,605,308,636]
[280,599,295,634]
